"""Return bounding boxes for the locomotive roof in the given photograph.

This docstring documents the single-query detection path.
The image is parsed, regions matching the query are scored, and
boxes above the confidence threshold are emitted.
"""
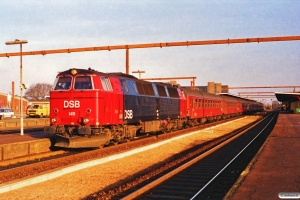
[58,68,138,79]
[218,93,262,104]
[181,88,223,100]
[108,72,138,79]
[58,68,183,89]
[58,68,106,75]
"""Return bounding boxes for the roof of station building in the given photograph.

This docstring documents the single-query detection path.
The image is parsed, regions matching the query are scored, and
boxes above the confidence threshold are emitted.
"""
[275,92,300,102]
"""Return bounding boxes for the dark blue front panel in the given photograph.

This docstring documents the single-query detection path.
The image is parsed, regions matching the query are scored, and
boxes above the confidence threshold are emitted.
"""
[124,94,157,124]
[158,97,180,119]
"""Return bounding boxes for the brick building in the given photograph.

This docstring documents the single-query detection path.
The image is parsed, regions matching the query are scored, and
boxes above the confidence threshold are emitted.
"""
[0,92,28,115]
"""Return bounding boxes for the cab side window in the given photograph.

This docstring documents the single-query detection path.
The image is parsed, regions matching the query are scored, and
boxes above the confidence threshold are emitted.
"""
[100,76,113,91]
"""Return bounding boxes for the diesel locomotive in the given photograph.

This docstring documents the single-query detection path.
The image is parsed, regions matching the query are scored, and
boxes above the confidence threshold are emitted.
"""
[44,68,263,148]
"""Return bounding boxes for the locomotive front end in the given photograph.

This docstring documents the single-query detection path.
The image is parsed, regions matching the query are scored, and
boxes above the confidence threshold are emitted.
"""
[44,69,111,148]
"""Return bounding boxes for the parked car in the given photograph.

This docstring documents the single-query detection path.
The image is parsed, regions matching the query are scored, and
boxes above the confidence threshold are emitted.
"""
[0,108,14,120]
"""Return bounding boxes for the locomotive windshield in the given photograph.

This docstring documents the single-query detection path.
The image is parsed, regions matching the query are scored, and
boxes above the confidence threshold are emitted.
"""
[74,76,93,90]
[54,76,72,90]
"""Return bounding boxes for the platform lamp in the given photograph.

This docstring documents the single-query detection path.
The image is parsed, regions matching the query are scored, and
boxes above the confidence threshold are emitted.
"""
[5,39,28,136]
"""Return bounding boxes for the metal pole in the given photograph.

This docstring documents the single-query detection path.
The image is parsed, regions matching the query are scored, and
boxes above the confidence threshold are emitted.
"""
[20,43,23,136]
[126,49,129,74]
[5,39,28,136]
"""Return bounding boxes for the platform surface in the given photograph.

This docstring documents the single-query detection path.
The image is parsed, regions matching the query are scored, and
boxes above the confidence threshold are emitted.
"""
[0,131,50,145]
[231,114,300,200]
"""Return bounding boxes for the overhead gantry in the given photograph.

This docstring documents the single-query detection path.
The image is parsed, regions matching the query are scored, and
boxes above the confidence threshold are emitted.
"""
[1,36,300,74]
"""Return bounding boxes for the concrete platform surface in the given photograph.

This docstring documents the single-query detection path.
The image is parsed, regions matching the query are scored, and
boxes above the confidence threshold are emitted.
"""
[0,118,49,129]
[0,131,53,161]
[0,131,51,145]
[230,114,300,200]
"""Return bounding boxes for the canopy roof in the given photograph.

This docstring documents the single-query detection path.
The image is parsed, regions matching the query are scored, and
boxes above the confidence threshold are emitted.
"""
[275,92,300,102]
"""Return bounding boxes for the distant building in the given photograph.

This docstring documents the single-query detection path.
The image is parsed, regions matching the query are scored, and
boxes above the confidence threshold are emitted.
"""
[183,82,229,94]
[0,92,28,114]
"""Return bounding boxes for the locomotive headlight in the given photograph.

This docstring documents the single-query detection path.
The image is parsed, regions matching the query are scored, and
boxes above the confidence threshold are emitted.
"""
[83,118,89,124]
[51,118,57,123]
[71,69,77,75]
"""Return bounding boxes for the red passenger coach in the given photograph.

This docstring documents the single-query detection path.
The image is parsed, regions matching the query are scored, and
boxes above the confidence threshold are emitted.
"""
[220,95,241,117]
[181,88,224,125]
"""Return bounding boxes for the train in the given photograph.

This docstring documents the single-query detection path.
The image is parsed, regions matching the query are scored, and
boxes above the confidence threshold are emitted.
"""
[44,68,264,148]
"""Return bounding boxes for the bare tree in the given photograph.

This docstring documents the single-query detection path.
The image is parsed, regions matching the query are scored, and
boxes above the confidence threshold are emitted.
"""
[25,83,52,99]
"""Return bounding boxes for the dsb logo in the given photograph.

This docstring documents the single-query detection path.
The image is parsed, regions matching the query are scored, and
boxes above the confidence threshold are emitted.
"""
[64,100,80,108]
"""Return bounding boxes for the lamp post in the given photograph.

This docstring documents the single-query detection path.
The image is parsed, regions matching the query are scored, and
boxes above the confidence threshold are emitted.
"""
[5,39,28,136]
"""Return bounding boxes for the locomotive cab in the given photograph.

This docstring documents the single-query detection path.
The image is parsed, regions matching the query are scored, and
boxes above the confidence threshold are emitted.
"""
[44,68,126,148]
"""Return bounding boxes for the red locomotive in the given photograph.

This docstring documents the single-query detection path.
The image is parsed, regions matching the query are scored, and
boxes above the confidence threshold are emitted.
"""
[44,68,263,148]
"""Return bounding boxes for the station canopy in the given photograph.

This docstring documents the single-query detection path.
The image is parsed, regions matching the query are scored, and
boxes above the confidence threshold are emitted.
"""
[275,92,300,102]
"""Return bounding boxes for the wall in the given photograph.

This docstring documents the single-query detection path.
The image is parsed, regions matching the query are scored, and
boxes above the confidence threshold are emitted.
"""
[0,92,28,114]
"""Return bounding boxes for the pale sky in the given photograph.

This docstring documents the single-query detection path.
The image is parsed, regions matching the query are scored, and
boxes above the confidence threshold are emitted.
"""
[0,0,299,99]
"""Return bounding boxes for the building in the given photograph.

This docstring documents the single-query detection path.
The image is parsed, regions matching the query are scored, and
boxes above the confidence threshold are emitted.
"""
[0,92,28,115]
[275,92,300,113]
[186,82,229,94]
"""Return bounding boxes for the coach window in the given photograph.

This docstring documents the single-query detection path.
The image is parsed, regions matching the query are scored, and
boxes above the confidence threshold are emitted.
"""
[167,87,179,98]
[121,80,129,93]
[152,84,159,96]
[191,97,194,108]
[156,84,167,97]
[53,76,72,90]
[130,81,139,94]
[100,77,113,91]
[136,82,145,94]
[164,86,170,97]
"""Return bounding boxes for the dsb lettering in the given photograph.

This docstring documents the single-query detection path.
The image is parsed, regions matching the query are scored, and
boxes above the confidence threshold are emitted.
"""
[64,100,80,108]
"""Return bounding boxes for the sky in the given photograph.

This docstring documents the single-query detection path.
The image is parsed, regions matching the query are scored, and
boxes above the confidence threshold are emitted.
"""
[0,0,299,101]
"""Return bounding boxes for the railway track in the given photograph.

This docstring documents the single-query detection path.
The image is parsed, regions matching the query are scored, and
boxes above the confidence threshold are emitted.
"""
[0,116,242,184]
[109,112,277,200]
[0,114,267,195]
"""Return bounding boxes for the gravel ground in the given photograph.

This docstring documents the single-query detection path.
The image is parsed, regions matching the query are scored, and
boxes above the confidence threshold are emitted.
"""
[0,116,261,200]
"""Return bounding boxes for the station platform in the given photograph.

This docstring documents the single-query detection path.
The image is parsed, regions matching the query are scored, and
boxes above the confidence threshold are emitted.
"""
[0,117,49,129]
[229,113,300,200]
[0,120,53,161]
